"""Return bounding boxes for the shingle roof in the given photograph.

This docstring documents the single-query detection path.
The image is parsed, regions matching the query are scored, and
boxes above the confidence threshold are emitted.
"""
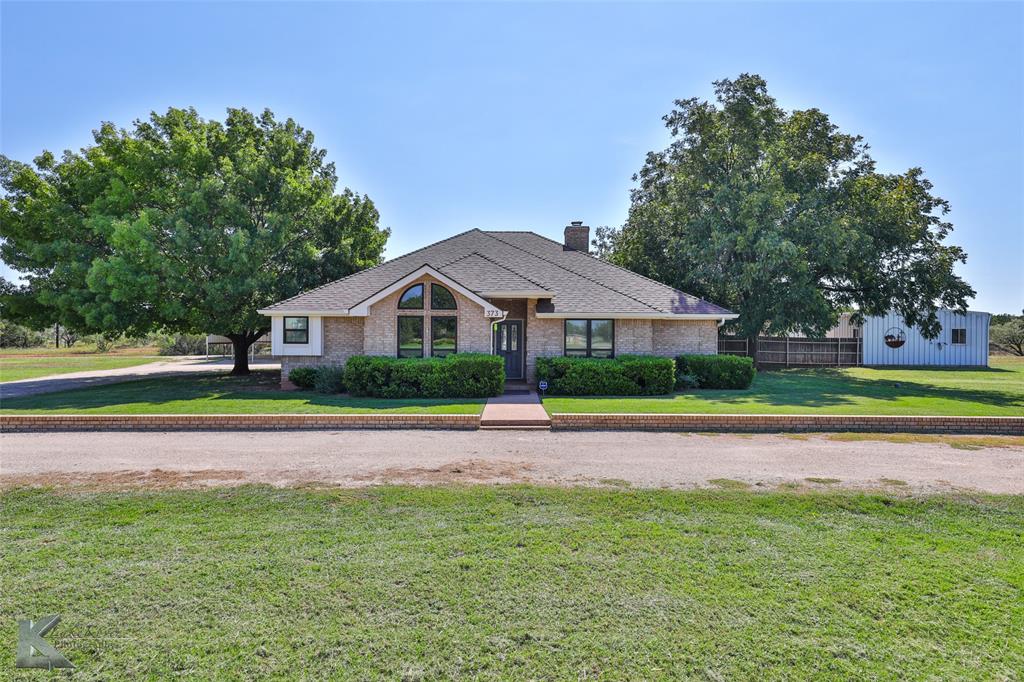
[262,229,733,317]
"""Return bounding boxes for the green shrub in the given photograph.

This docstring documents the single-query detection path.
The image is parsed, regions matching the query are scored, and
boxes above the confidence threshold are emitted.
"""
[344,353,504,398]
[158,333,206,355]
[675,354,755,390]
[288,366,318,390]
[535,355,675,396]
[288,365,347,393]
[313,366,346,394]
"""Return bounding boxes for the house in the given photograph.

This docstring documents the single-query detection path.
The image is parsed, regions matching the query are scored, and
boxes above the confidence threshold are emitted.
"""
[258,222,737,386]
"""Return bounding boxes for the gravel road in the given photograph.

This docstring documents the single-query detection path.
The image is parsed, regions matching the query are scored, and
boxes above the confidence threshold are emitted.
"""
[2,430,1021,493]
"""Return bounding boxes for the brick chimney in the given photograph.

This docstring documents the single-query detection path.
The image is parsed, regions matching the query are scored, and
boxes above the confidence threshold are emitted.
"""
[563,220,590,253]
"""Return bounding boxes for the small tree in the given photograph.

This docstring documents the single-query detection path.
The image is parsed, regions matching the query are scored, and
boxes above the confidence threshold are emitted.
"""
[1,108,388,373]
[598,74,974,362]
[992,318,1024,356]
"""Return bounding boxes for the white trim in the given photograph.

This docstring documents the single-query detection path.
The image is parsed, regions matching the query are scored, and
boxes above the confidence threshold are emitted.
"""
[270,315,323,356]
[535,312,738,321]
[477,290,553,298]
[347,265,505,317]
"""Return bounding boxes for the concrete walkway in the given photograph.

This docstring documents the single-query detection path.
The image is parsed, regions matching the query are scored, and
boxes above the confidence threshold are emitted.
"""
[0,356,280,399]
[480,390,551,427]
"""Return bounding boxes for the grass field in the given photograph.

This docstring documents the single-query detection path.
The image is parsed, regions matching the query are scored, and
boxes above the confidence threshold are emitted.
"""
[0,353,162,382]
[0,372,485,415]
[1,486,1021,679]
[544,356,1024,416]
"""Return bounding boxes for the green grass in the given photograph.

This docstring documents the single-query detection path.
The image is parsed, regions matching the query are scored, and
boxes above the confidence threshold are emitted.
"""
[0,371,485,415]
[543,356,1024,416]
[1,486,1021,679]
[0,354,162,382]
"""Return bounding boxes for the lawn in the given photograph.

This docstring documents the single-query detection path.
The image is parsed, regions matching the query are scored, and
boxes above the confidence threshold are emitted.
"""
[544,356,1024,416]
[1,486,1021,678]
[0,372,485,415]
[0,353,162,383]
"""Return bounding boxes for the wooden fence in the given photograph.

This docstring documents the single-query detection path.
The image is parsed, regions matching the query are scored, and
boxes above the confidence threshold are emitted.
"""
[718,336,863,367]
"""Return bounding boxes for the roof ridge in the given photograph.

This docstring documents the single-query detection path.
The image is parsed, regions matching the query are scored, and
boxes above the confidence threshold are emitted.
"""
[523,231,729,314]
[264,228,483,310]
[481,232,665,314]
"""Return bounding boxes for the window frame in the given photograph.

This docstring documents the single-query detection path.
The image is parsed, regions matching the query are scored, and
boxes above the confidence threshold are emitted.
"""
[430,315,458,358]
[430,283,458,311]
[951,328,967,345]
[397,315,425,358]
[283,316,309,345]
[398,284,425,310]
[563,319,615,358]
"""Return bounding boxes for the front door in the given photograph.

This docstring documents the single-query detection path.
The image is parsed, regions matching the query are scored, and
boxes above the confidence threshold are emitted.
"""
[494,320,523,380]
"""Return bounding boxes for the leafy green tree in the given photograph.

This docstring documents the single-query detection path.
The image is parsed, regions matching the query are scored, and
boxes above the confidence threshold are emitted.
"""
[596,74,974,361]
[1,107,388,373]
[991,314,1024,356]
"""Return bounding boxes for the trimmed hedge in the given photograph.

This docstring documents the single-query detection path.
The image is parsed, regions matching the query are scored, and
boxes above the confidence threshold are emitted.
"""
[288,365,346,393]
[675,354,755,390]
[535,355,675,396]
[287,366,318,390]
[344,353,504,398]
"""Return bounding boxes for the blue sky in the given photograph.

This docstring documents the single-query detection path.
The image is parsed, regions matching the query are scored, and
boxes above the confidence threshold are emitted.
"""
[2,1,1022,314]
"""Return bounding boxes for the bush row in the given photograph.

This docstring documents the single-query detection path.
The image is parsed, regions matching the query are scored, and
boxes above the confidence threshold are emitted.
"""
[288,353,505,398]
[289,353,753,398]
[535,355,676,396]
[675,354,755,390]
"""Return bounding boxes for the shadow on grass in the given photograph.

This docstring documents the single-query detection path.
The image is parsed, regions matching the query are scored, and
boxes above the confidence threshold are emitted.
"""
[0,371,484,412]
[551,367,1024,411]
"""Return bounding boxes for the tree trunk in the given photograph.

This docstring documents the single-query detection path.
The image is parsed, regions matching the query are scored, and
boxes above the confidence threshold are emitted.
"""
[226,332,260,376]
[747,334,759,367]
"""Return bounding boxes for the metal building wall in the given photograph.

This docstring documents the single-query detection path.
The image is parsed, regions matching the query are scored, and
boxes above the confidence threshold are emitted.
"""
[862,310,990,366]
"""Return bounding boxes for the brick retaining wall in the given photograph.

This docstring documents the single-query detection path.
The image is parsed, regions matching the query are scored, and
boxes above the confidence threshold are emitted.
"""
[0,414,480,432]
[550,413,1024,435]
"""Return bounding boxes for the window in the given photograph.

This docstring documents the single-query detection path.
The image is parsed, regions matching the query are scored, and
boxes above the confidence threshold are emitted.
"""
[431,316,457,357]
[952,328,967,345]
[283,316,309,344]
[564,319,614,358]
[398,284,424,309]
[398,316,424,357]
[431,283,457,310]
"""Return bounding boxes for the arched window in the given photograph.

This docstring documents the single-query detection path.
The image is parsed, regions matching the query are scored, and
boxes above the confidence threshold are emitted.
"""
[431,283,457,310]
[398,284,424,309]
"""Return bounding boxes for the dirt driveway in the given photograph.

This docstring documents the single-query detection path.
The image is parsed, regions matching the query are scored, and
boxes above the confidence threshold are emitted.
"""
[2,430,1022,493]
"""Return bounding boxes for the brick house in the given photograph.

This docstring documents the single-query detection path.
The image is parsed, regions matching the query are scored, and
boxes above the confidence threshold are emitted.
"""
[259,222,737,386]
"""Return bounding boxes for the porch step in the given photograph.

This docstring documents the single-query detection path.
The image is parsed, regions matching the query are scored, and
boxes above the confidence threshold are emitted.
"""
[479,423,551,430]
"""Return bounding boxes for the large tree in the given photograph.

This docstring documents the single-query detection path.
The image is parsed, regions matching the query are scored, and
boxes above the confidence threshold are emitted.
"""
[595,74,974,361]
[1,107,388,373]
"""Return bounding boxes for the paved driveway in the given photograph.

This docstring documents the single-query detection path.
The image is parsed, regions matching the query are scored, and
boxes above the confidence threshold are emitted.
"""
[0,356,281,399]
[2,430,1021,493]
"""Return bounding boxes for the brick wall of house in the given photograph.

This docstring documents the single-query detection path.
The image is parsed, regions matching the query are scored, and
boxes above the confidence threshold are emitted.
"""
[278,289,719,387]
[525,300,564,383]
[362,274,491,357]
[615,319,654,354]
[652,319,718,355]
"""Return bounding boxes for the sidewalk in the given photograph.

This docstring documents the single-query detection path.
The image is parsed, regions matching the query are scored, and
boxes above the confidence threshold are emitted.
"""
[480,390,551,428]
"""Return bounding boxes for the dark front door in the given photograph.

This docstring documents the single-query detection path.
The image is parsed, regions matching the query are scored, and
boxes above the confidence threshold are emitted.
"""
[494,320,523,380]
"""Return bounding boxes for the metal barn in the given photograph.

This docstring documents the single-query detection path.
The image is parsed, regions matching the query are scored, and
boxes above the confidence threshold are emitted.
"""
[861,309,990,367]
